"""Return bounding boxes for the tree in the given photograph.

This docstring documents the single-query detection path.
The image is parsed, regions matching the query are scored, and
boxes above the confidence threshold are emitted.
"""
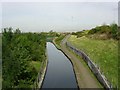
[2,27,46,88]
[110,24,118,39]
[15,28,21,34]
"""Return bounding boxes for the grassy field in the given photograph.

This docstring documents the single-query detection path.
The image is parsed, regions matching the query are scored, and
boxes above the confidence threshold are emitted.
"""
[68,35,118,87]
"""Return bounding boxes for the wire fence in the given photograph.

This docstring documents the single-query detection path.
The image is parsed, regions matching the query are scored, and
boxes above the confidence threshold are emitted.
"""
[66,42,113,89]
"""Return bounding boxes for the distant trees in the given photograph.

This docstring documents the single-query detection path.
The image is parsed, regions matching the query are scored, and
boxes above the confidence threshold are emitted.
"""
[15,28,21,34]
[46,31,60,42]
[48,30,60,37]
[72,30,89,38]
[2,27,46,88]
[55,34,66,46]
[88,24,119,39]
[72,23,119,40]
[88,25,111,34]
[110,24,118,39]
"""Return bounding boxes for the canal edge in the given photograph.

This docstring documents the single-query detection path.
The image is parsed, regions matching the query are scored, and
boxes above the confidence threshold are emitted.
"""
[37,46,49,90]
[52,40,80,89]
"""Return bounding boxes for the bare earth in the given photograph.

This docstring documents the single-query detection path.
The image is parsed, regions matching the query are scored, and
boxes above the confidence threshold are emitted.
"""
[60,35,101,88]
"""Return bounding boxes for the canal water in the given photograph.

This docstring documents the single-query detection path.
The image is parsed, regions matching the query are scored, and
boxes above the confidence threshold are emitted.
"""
[41,42,78,89]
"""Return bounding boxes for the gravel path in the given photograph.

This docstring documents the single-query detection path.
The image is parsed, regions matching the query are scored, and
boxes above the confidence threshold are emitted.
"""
[60,34,101,88]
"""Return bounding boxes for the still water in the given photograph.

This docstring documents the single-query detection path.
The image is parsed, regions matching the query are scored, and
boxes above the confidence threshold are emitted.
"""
[42,42,78,89]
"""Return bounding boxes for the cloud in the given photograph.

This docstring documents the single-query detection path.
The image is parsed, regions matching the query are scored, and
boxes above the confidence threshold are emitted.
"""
[2,2,118,32]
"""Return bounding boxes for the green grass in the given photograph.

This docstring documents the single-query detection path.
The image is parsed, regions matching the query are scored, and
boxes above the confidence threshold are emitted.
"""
[68,35,118,87]
[29,60,46,88]
[55,34,66,48]
[29,61,41,88]
[30,61,41,72]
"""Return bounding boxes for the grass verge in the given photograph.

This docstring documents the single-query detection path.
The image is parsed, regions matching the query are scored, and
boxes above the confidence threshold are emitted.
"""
[54,34,66,48]
[30,61,41,72]
[68,35,118,88]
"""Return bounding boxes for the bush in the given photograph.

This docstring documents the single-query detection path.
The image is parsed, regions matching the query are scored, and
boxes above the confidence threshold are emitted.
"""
[2,27,46,88]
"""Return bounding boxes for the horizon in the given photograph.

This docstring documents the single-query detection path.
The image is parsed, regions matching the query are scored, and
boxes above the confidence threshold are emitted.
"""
[1,2,118,32]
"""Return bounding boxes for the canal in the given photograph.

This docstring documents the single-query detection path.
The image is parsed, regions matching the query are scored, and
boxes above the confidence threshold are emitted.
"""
[41,42,78,89]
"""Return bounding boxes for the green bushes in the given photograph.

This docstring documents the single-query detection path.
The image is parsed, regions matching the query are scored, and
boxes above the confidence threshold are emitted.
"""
[70,23,119,87]
[88,24,119,40]
[110,24,118,39]
[2,27,46,88]
[88,25,111,34]
[72,30,89,38]
[72,24,119,40]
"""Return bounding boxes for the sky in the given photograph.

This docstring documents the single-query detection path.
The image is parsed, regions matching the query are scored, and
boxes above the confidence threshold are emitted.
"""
[0,0,119,32]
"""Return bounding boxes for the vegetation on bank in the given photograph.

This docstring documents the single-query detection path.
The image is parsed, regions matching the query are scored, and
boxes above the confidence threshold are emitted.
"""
[46,30,60,42]
[69,24,118,88]
[45,30,67,48]
[72,23,119,40]
[68,35,118,87]
[54,33,66,48]
[2,27,46,88]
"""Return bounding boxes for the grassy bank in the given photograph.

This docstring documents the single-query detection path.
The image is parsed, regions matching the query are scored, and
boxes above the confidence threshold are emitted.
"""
[54,34,66,48]
[68,35,118,87]
[66,44,103,88]
[30,61,41,73]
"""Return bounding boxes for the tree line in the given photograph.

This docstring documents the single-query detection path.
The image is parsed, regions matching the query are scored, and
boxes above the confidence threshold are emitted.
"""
[2,27,46,88]
[72,23,119,40]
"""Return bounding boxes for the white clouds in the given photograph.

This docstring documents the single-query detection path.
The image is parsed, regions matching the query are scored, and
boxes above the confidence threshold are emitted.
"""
[1,0,119,2]
[2,2,118,32]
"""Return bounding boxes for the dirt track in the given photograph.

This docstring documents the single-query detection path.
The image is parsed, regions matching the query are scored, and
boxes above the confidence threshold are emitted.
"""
[60,35,101,88]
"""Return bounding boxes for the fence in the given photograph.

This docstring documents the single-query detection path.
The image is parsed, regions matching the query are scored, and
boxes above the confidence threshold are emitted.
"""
[66,42,112,89]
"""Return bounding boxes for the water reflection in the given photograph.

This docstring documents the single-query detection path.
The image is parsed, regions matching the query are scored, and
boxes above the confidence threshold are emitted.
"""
[42,42,78,89]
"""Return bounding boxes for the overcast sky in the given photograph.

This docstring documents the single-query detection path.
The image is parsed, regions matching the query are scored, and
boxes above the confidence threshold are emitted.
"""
[1,1,119,32]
